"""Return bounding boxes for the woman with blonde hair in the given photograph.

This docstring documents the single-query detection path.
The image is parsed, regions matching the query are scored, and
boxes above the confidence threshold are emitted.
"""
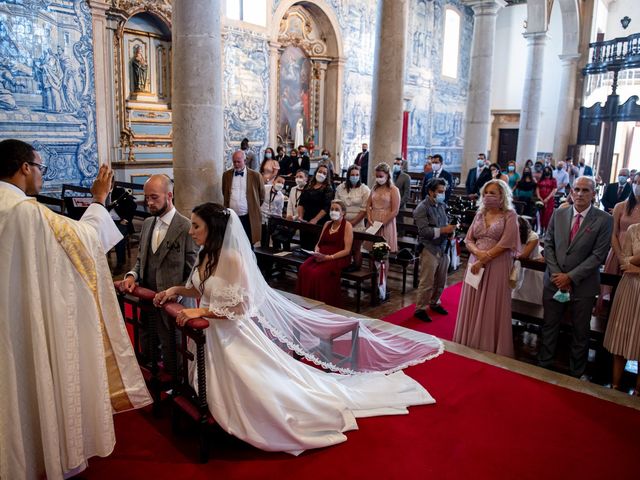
[453,179,521,356]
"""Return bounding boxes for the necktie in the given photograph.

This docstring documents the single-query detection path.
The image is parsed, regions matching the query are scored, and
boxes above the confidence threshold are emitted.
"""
[569,213,582,243]
[234,170,244,177]
[152,223,161,253]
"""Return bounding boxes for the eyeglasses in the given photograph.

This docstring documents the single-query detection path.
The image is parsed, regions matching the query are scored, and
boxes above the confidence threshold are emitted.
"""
[28,161,48,175]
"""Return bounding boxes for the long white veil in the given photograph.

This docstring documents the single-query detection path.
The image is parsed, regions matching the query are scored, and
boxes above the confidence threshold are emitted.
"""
[201,210,443,375]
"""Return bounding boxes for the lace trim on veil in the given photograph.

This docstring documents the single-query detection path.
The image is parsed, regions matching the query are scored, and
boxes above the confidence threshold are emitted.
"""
[208,283,445,376]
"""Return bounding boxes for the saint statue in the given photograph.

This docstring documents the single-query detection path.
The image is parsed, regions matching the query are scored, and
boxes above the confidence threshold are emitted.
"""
[131,45,148,92]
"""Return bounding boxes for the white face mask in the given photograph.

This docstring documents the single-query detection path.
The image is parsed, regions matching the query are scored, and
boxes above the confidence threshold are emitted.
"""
[316,173,326,183]
[376,176,387,185]
[432,163,442,172]
[295,178,306,188]
[329,210,341,221]
[273,183,284,192]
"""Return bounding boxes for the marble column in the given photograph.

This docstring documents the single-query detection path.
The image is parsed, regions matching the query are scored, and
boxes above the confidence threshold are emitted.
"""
[552,53,581,163]
[515,31,548,169]
[369,0,408,185]
[87,0,112,164]
[172,0,224,213]
[268,41,281,146]
[461,0,505,178]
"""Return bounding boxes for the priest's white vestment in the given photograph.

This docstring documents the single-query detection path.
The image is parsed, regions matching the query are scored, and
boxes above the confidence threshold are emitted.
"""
[0,182,152,480]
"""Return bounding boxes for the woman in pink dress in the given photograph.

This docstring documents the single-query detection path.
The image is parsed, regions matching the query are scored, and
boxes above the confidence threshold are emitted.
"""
[536,166,557,232]
[453,179,521,357]
[366,162,400,253]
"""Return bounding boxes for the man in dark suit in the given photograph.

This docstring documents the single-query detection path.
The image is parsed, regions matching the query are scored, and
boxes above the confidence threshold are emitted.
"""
[222,150,265,245]
[601,168,632,213]
[538,176,613,378]
[354,143,369,185]
[279,148,310,176]
[422,154,453,201]
[465,153,491,197]
[393,156,411,208]
[120,174,198,367]
[577,159,593,177]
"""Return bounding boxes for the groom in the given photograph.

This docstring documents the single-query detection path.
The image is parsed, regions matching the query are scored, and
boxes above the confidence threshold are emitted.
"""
[538,176,612,378]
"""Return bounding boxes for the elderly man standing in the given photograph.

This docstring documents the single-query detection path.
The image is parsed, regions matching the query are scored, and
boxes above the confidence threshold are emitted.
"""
[538,176,612,378]
[0,139,151,480]
[553,160,571,195]
[222,150,264,245]
[121,174,197,368]
[412,178,456,322]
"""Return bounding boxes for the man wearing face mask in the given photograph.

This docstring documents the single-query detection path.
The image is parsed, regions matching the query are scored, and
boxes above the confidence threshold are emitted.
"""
[413,178,456,322]
[465,153,491,198]
[553,160,570,195]
[392,156,411,208]
[354,143,369,185]
[422,154,453,201]
[577,158,593,177]
[601,168,632,213]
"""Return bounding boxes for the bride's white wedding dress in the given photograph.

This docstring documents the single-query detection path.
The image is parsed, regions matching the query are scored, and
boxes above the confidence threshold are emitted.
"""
[186,210,443,455]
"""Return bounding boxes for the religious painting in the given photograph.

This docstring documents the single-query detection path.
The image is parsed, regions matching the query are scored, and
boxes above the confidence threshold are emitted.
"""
[278,45,311,146]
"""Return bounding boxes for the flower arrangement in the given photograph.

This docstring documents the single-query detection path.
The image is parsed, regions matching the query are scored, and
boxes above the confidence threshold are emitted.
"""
[534,200,544,211]
[371,242,391,261]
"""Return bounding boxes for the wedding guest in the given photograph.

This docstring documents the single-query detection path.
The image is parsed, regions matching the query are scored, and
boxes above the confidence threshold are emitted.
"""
[318,148,335,181]
[536,166,557,232]
[367,163,401,296]
[297,200,353,307]
[423,157,432,175]
[577,158,593,177]
[354,143,369,185]
[512,216,544,305]
[413,178,456,322]
[453,179,520,356]
[222,150,264,245]
[287,169,308,221]
[538,176,612,378]
[603,222,640,395]
[598,172,640,309]
[241,137,258,170]
[393,156,411,208]
[336,164,370,270]
[553,160,570,195]
[489,162,509,183]
[260,175,286,247]
[465,153,490,197]
[506,160,520,190]
[280,148,310,177]
[532,160,544,182]
[275,145,286,164]
[514,166,537,216]
[298,164,334,249]
[601,168,632,213]
[259,147,280,184]
[423,154,453,201]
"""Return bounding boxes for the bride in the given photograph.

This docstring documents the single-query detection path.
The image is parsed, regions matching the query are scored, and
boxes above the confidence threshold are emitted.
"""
[154,203,443,455]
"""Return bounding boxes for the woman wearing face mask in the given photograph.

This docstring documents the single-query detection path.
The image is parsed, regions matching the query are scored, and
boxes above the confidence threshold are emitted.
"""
[297,200,353,307]
[336,165,371,270]
[598,173,640,314]
[259,147,280,184]
[532,161,544,182]
[286,169,308,221]
[366,163,401,298]
[489,163,508,183]
[514,167,537,216]
[536,166,557,232]
[297,164,335,249]
[453,180,521,356]
[317,149,335,183]
[506,160,520,190]
[260,176,286,247]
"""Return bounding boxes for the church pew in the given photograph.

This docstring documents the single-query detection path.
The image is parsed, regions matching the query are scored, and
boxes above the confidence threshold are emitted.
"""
[254,216,386,312]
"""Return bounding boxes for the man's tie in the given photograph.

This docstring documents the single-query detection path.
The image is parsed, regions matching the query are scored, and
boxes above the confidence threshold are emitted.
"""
[152,223,161,253]
[569,213,582,243]
[234,170,244,177]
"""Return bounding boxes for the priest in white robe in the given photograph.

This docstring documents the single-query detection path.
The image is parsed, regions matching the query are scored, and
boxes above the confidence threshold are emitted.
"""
[0,139,152,480]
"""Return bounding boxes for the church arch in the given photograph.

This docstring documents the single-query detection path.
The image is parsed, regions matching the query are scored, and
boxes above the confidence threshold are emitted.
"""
[270,1,344,164]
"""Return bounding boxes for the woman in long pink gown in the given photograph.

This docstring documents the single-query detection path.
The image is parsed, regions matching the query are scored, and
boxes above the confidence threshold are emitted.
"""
[454,180,521,357]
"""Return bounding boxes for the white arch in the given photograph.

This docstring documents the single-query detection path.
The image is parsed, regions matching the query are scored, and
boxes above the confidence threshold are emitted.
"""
[526,0,579,55]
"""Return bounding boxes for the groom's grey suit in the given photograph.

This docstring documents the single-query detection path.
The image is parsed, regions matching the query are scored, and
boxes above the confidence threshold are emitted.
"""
[538,205,612,377]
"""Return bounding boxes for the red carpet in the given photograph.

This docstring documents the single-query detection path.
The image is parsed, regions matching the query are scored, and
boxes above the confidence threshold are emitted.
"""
[83,349,640,480]
[383,281,462,340]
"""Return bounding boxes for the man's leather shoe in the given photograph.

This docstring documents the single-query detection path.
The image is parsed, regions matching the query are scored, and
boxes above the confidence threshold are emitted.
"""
[413,309,432,322]
[430,304,448,315]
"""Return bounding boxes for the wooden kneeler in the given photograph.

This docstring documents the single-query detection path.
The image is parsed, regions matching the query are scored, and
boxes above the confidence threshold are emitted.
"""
[163,302,216,463]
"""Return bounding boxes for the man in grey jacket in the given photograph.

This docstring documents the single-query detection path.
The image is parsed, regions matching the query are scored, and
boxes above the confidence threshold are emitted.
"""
[412,178,457,322]
[538,176,612,378]
[393,156,411,208]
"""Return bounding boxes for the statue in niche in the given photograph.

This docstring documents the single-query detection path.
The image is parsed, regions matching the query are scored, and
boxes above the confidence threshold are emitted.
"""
[131,45,148,92]
[57,46,79,112]
[37,49,65,112]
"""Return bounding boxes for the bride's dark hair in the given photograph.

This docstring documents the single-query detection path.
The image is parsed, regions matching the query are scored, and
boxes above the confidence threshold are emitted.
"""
[192,202,230,287]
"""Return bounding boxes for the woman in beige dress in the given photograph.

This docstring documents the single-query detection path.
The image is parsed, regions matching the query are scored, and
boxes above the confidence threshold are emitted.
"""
[603,221,640,395]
